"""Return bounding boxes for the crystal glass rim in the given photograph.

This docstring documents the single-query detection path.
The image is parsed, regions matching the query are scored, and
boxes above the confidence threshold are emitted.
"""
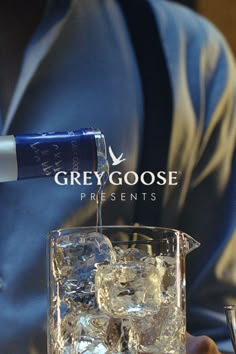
[48,225,200,247]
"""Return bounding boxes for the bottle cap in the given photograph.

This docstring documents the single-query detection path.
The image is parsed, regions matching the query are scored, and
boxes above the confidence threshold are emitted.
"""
[0,135,18,182]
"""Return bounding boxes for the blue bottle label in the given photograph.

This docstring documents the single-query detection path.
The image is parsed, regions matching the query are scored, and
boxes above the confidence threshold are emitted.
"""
[15,129,97,179]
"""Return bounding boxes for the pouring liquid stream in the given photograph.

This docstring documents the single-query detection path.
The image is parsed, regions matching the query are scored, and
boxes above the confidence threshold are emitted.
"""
[96,166,109,230]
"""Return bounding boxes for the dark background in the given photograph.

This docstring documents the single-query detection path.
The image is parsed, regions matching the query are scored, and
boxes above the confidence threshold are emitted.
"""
[173,0,236,57]
[172,0,196,9]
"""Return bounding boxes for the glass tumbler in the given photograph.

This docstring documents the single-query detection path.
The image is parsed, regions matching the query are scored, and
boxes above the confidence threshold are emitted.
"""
[47,226,199,354]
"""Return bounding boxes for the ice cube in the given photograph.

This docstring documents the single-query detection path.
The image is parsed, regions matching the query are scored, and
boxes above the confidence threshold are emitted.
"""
[114,247,148,263]
[160,261,176,305]
[62,278,98,312]
[63,338,107,354]
[146,256,177,305]
[156,305,185,354]
[95,262,161,317]
[76,315,130,353]
[104,317,133,353]
[72,339,107,354]
[52,311,110,354]
[128,304,185,353]
[53,232,116,281]
[52,232,116,311]
[50,311,82,353]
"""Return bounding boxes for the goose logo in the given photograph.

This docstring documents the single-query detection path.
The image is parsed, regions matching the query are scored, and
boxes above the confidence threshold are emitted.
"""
[54,144,181,190]
[108,146,126,166]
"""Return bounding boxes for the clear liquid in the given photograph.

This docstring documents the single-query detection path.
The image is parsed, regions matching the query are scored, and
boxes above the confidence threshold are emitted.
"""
[94,132,109,230]
[96,165,109,230]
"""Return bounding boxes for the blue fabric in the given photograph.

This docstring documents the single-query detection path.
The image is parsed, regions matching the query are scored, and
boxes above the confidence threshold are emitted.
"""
[0,0,235,352]
[0,1,143,352]
[149,2,236,351]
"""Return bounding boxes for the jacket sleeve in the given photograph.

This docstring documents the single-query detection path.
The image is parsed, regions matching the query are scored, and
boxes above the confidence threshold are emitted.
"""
[150,0,236,346]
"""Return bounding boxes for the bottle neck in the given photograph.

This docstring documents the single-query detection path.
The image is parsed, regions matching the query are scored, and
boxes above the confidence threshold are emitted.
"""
[94,130,109,175]
[0,128,107,182]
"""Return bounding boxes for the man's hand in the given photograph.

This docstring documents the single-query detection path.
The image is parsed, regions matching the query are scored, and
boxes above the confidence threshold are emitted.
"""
[187,333,222,354]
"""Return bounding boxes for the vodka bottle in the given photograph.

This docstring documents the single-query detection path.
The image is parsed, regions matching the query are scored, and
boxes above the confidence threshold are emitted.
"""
[0,128,107,182]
